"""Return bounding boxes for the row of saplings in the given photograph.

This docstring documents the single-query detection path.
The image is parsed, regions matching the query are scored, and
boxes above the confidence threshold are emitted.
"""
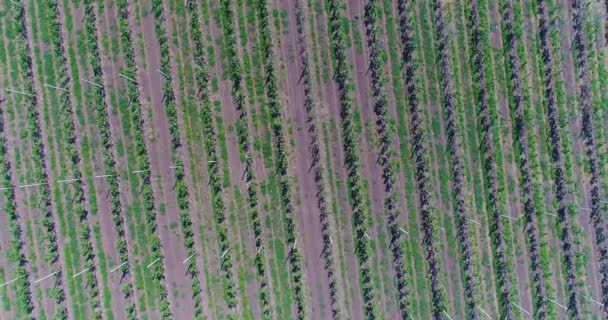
[294,0,340,318]
[327,0,376,318]
[537,0,583,317]
[500,0,552,318]
[150,0,205,318]
[218,0,254,311]
[428,0,479,317]
[365,1,411,319]
[256,0,307,319]
[115,1,172,318]
[14,4,69,320]
[45,0,103,317]
[83,1,138,318]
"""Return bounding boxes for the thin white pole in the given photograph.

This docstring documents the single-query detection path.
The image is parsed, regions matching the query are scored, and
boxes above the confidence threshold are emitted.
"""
[169,165,183,169]
[44,83,68,92]
[8,0,23,7]
[146,258,161,269]
[467,218,482,226]
[94,174,113,178]
[5,88,31,96]
[83,79,103,88]
[510,302,530,316]
[110,262,128,273]
[183,253,195,264]
[72,267,91,278]
[501,214,519,221]
[545,297,567,311]
[0,275,26,288]
[220,249,229,259]
[364,232,372,240]
[157,69,171,79]
[399,227,409,235]
[434,224,446,231]
[545,212,558,218]
[34,270,61,284]
[442,310,455,320]
[580,207,592,212]
[132,169,149,174]
[19,182,47,189]
[118,73,137,83]
[0,186,15,191]
[256,246,262,255]
[57,178,79,184]
[477,306,492,319]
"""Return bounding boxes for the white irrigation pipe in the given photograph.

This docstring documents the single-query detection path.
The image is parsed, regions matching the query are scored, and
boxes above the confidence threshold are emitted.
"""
[477,306,492,319]
[44,83,68,92]
[146,258,161,269]
[5,88,31,96]
[72,267,90,278]
[545,297,567,311]
[118,73,137,83]
[110,262,128,273]
[0,275,26,288]
[34,270,60,284]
